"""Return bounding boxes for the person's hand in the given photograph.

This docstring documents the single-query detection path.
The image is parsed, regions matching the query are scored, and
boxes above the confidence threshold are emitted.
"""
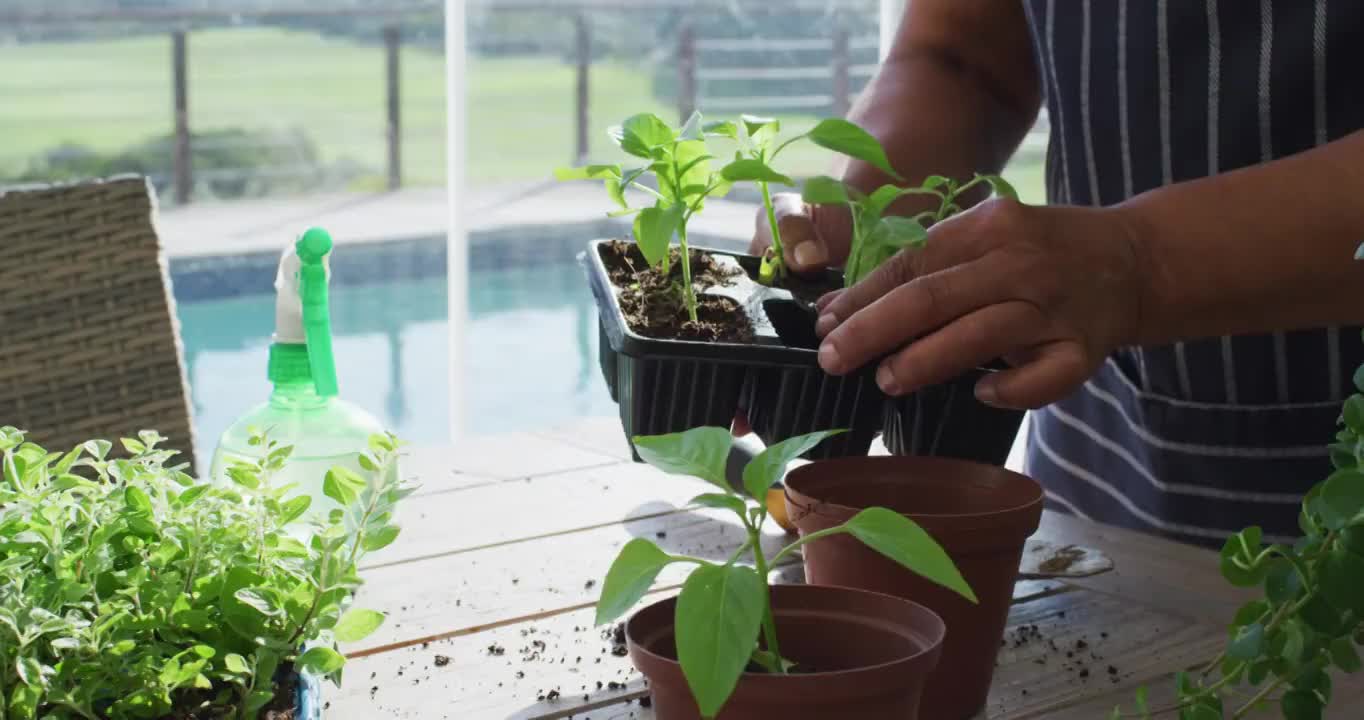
[813,198,1150,410]
[748,193,854,273]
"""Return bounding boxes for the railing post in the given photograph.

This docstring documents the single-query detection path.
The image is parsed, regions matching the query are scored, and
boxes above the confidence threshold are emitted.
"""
[171,29,191,205]
[677,22,696,123]
[574,13,590,164]
[831,25,850,118]
[384,24,402,191]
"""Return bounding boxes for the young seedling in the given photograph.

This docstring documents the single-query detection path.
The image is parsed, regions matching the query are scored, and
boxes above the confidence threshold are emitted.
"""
[713,116,905,285]
[594,426,977,719]
[802,172,1018,287]
[0,426,413,719]
[1108,245,1364,720]
[555,111,737,323]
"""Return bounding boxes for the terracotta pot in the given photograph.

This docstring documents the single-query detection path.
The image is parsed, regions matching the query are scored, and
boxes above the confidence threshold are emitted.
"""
[627,584,945,719]
[784,457,1043,720]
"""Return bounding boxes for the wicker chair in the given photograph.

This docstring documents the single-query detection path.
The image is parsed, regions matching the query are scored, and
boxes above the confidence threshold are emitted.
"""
[0,176,198,468]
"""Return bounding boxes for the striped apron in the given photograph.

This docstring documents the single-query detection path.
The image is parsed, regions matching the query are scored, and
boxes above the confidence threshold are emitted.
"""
[1020,0,1364,546]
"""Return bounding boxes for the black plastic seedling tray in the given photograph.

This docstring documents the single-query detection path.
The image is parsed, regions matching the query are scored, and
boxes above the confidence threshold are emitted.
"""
[583,239,881,460]
[881,365,1026,466]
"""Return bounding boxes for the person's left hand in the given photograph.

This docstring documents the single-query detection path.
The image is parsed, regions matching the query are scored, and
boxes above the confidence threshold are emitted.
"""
[813,198,1151,409]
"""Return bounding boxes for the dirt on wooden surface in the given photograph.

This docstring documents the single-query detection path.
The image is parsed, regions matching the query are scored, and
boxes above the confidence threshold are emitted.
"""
[600,239,755,343]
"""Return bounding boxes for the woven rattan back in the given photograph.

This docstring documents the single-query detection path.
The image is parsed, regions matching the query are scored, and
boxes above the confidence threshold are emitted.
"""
[0,177,197,468]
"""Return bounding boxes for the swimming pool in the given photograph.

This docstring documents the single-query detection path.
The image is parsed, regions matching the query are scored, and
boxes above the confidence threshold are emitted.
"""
[172,236,621,455]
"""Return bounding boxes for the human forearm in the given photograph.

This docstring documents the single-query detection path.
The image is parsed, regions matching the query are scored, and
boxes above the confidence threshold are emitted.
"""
[1121,129,1364,345]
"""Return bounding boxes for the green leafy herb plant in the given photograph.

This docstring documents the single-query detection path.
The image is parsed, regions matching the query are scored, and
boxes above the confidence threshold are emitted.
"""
[1108,244,1364,720]
[709,115,905,286]
[555,111,738,323]
[594,426,977,719]
[802,172,1017,287]
[0,426,413,719]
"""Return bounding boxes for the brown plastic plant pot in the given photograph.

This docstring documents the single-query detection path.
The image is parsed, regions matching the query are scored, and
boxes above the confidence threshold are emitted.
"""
[783,457,1044,720]
[626,584,946,720]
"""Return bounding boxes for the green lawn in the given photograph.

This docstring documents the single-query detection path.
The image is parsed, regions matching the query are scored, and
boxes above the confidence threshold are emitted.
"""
[0,26,1045,203]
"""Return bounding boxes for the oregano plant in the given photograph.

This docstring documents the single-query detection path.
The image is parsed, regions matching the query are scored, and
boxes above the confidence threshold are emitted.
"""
[594,426,977,719]
[802,172,1017,287]
[0,426,413,719]
[1108,245,1364,719]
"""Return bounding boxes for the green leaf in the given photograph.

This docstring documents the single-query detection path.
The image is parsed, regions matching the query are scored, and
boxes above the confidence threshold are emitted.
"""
[1300,595,1346,636]
[806,118,900,179]
[921,175,949,190]
[719,158,794,186]
[234,588,284,618]
[1233,599,1270,628]
[120,438,146,455]
[553,164,622,181]
[610,113,675,158]
[741,430,845,501]
[1280,619,1305,663]
[595,538,675,626]
[83,439,112,461]
[1219,529,1270,587]
[703,120,738,139]
[688,493,748,517]
[865,184,908,219]
[1265,558,1302,605]
[124,486,153,514]
[323,467,366,507]
[279,495,312,525]
[335,609,386,643]
[632,202,683,268]
[295,646,346,675]
[632,427,733,490]
[678,110,703,140]
[605,177,628,210]
[227,465,260,490]
[1331,635,1362,673]
[224,653,249,674]
[1320,468,1364,529]
[1281,689,1323,720]
[1227,622,1265,661]
[1319,546,1364,614]
[1346,395,1364,434]
[675,564,765,719]
[740,114,779,149]
[875,216,929,250]
[801,175,850,206]
[841,507,976,602]
[979,174,1019,201]
[361,525,400,552]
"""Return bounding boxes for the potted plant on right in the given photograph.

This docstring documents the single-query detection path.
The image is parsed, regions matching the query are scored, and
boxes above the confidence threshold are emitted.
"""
[594,425,976,719]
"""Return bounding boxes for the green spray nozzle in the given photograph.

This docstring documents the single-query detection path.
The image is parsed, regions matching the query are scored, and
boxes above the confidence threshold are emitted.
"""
[296,227,338,397]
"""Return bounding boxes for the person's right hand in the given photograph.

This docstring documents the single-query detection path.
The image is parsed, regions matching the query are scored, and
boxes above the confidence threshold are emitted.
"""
[749,192,854,274]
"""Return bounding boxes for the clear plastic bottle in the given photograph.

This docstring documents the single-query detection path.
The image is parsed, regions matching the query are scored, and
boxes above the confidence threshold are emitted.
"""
[210,227,390,525]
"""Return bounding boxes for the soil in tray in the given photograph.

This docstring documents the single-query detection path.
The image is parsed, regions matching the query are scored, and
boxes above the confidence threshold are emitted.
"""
[156,674,298,719]
[601,240,755,343]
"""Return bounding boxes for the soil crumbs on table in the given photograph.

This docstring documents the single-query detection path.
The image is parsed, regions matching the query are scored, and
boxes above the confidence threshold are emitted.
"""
[601,239,754,343]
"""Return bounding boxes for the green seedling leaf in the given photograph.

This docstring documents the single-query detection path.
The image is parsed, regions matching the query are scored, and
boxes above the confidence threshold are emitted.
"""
[1319,546,1364,615]
[841,507,976,602]
[1320,468,1364,529]
[740,114,779,149]
[806,118,901,180]
[323,466,367,507]
[362,525,401,552]
[749,649,796,674]
[865,184,908,219]
[553,164,621,181]
[1219,528,1270,587]
[1346,396,1364,434]
[688,493,748,517]
[802,175,850,206]
[1264,558,1301,606]
[1330,635,1361,672]
[278,495,312,525]
[296,646,346,675]
[632,427,733,490]
[703,120,738,139]
[741,430,845,501]
[610,113,675,158]
[596,538,674,625]
[605,177,628,210]
[675,564,765,719]
[124,486,153,514]
[335,609,386,643]
[678,110,703,140]
[979,174,1019,201]
[632,202,684,268]
[719,158,794,186]
[876,216,929,250]
[1281,688,1323,720]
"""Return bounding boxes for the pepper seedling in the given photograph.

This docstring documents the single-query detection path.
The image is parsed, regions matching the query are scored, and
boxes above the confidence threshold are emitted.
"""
[802,172,1018,287]
[594,426,976,719]
[555,111,737,323]
[1107,245,1364,720]
[713,116,905,285]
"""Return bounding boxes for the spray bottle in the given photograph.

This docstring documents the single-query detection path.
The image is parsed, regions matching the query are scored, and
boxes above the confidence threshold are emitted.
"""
[210,227,388,522]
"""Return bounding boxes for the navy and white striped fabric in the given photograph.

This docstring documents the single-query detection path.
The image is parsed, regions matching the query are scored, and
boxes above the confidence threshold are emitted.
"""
[1020,0,1364,546]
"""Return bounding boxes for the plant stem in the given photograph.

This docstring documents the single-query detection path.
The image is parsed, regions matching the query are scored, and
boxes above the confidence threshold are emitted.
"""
[677,223,698,323]
[1232,675,1288,718]
[748,527,784,674]
[758,181,783,285]
[771,524,848,565]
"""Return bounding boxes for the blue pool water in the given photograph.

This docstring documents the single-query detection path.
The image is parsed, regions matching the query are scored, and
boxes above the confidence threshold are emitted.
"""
[174,258,616,451]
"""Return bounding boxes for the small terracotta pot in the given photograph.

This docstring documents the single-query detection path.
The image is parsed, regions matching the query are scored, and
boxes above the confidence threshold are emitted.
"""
[784,457,1043,720]
[627,584,946,719]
